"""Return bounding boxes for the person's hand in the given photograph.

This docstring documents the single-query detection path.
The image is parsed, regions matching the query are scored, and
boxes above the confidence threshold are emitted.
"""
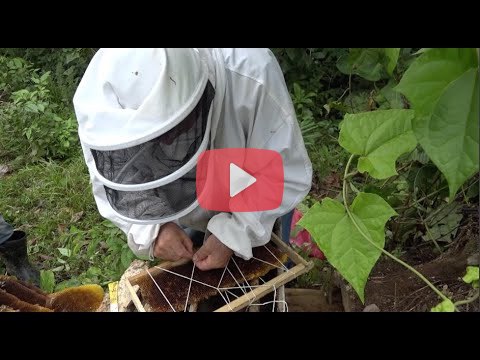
[193,234,233,271]
[153,222,193,261]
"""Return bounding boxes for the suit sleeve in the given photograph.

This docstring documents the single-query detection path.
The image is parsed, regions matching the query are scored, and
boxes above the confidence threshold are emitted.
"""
[207,85,312,259]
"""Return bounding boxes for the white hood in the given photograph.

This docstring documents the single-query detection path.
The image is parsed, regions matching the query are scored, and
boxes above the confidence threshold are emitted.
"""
[73,48,210,151]
[73,48,223,225]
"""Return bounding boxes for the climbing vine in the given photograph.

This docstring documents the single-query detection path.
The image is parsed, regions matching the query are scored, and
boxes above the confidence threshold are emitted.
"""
[299,48,479,311]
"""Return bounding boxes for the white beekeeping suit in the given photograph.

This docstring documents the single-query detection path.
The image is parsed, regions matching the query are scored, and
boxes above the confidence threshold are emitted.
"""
[73,48,312,260]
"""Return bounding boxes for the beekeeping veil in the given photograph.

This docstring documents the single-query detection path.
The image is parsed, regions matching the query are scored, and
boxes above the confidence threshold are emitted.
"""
[73,48,215,224]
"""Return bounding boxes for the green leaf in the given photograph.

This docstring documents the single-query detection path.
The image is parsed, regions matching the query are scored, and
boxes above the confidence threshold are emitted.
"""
[375,79,404,110]
[121,249,134,269]
[384,48,400,75]
[339,109,417,179]
[415,68,479,199]
[40,71,50,82]
[57,247,72,257]
[65,52,80,64]
[293,83,302,98]
[63,67,75,76]
[463,266,479,289]
[13,58,23,69]
[412,48,432,55]
[423,202,463,243]
[25,128,32,140]
[286,48,297,61]
[396,48,477,115]
[431,299,455,312]
[40,270,55,293]
[86,266,102,277]
[298,193,397,302]
[337,48,387,82]
[25,102,38,113]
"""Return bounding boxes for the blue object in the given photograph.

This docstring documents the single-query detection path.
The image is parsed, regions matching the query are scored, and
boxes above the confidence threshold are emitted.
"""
[281,210,294,244]
[280,210,295,269]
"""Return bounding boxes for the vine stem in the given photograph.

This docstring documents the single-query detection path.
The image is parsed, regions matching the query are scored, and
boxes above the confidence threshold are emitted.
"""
[454,290,479,307]
[342,155,453,306]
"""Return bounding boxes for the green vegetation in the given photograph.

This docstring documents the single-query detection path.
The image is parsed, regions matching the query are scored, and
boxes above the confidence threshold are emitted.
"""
[1,49,478,310]
[0,49,135,291]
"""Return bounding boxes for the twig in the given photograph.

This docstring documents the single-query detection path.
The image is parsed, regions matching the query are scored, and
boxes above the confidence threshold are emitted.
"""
[337,87,350,102]
[454,290,479,307]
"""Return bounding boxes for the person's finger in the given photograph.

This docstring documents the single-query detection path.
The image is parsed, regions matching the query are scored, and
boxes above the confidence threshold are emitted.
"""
[154,245,177,261]
[153,239,166,259]
[192,244,209,263]
[194,256,211,271]
[181,235,194,256]
[171,239,192,259]
[178,246,193,259]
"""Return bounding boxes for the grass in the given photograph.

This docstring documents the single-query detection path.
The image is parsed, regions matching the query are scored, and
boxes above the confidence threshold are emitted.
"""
[0,153,137,291]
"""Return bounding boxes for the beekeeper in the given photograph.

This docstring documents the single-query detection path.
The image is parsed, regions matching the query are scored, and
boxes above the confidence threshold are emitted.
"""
[73,48,312,271]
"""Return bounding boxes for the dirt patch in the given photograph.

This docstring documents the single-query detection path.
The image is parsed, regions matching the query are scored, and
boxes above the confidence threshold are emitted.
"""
[285,288,343,312]
[337,212,479,312]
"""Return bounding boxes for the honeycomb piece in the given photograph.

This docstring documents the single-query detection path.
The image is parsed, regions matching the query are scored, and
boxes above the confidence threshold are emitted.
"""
[135,243,288,312]
[48,284,104,312]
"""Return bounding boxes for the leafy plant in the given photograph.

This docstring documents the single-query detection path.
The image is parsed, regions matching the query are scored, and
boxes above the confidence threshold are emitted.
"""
[396,48,478,200]
[337,48,398,82]
[273,48,348,120]
[40,270,56,293]
[463,266,479,289]
[0,60,79,162]
[298,48,479,309]
[291,82,321,147]
[0,56,34,95]
[54,220,137,291]
[0,48,96,102]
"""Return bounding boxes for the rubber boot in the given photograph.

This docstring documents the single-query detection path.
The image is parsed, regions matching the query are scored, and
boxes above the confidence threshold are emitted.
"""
[0,231,40,286]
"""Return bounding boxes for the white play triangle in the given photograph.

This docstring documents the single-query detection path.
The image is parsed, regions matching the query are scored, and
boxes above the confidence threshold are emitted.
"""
[230,163,257,198]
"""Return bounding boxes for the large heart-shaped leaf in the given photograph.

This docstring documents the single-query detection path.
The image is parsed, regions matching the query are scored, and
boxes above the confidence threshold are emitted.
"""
[414,68,479,199]
[339,109,417,179]
[395,48,477,115]
[298,193,397,302]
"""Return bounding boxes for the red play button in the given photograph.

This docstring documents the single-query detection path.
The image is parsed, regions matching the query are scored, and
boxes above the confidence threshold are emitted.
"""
[196,148,284,212]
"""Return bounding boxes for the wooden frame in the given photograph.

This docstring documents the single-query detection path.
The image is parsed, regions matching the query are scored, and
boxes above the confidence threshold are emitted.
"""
[126,233,313,312]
